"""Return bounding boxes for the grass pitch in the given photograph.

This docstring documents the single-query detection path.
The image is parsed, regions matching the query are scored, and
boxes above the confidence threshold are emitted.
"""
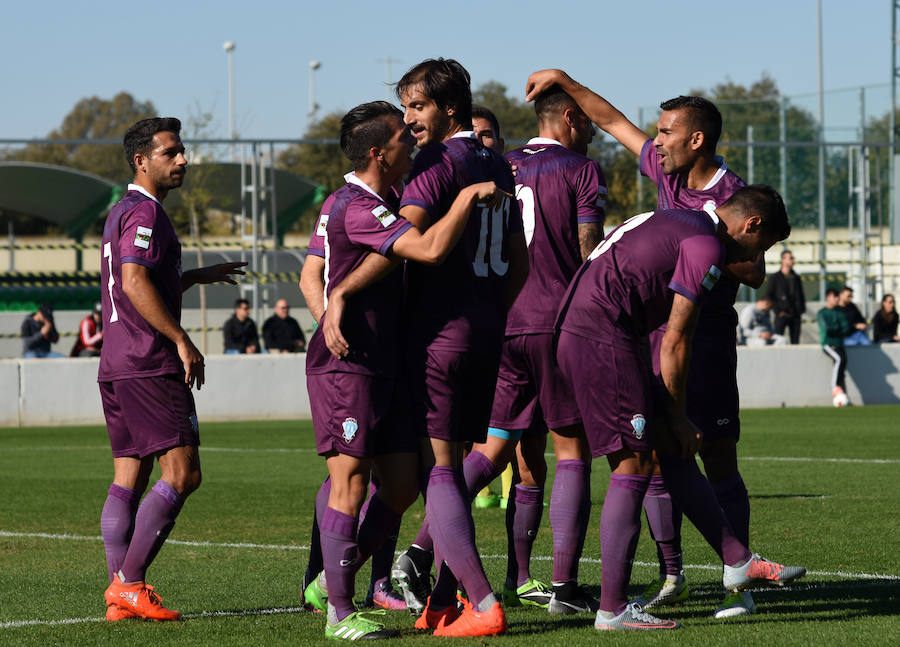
[1,407,899,645]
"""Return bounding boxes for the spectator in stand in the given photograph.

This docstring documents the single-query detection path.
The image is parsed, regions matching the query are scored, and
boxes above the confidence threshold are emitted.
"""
[740,297,786,346]
[222,298,260,354]
[22,303,62,358]
[262,298,305,353]
[837,286,871,346]
[71,303,104,357]
[872,294,899,343]
[766,249,805,344]
[818,288,851,402]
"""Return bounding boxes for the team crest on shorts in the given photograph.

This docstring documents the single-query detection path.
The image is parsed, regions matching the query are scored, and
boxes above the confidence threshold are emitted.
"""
[630,414,646,440]
[341,417,359,443]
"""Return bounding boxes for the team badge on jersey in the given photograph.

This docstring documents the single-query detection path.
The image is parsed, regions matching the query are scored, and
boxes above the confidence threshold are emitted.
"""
[341,417,359,443]
[371,205,397,228]
[316,214,329,237]
[630,414,646,440]
[596,185,608,208]
[134,226,152,249]
[701,265,722,291]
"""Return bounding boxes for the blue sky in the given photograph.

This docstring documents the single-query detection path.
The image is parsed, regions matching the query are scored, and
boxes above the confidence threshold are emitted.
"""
[1,1,892,142]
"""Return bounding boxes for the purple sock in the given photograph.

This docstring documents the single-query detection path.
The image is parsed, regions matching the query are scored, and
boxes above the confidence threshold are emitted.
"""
[551,459,588,583]
[305,477,331,583]
[463,450,501,496]
[508,484,543,587]
[101,484,140,583]
[425,466,493,611]
[712,473,751,548]
[119,480,183,583]
[430,559,459,609]
[599,474,649,615]
[643,475,683,577]
[573,461,593,568]
[370,518,401,592]
[357,494,401,563]
[320,506,359,621]
[659,455,751,566]
[412,519,434,553]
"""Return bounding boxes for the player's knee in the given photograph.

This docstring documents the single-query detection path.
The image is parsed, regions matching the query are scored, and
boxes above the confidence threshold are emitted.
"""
[173,469,202,497]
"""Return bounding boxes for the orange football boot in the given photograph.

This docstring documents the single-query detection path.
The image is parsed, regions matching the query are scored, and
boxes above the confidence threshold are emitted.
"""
[104,576,182,622]
[414,596,460,630]
[432,600,506,637]
[105,604,138,621]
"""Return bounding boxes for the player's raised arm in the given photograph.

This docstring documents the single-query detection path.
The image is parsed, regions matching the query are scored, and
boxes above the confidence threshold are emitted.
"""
[526,69,648,157]
[658,292,702,458]
[181,261,247,291]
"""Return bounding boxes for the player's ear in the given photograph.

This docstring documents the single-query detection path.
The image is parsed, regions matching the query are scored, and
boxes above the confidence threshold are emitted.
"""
[744,214,762,233]
[563,108,577,129]
[134,153,147,174]
[690,130,704,151]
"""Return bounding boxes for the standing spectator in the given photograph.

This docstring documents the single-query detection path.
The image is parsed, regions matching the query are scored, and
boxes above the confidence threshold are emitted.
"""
[222,298,260,354]
[766,249,805,344]
[22,303,62,358]
[740,297,786,346]
[872,294,899,343]
[262,299,305,353]
[818,288,851,401]
[837,286,871,346]
[71,303,104,357]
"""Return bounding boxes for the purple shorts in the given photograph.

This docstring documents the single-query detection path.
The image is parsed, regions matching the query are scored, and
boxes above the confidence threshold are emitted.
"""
[100,375,199,459]
[308,372,416,458]
[686,336,740,440]
[409,346,501,442]
[490,333,581,431]
[556,330,653,458]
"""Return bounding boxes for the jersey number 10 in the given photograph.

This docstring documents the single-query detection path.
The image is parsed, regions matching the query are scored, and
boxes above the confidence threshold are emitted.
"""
[473,198,511,277]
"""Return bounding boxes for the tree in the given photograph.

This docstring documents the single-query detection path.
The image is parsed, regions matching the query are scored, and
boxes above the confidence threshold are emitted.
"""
[472,81,536,143]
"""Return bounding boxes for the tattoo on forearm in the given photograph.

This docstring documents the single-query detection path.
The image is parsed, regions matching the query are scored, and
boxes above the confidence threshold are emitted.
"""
[578,223,602,261]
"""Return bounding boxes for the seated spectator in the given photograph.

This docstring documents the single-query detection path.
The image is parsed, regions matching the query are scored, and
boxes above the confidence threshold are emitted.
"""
[22,303,63,358]
[223,298,260,354]
[70,303,103,357]
[837,286,872,346]
[872,294,899,343]
[740,297,787,346]
[262,298,306,353]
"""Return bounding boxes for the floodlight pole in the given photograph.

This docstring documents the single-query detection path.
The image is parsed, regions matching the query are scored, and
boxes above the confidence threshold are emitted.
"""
[377,56,402,101]
[309,61,321,125]
[224,41,236,159]
[891,1,899,244]
[817,0,827,300]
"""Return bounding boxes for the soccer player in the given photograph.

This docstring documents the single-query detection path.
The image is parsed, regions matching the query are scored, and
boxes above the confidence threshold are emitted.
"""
[99,117,246,621]
[555,185,802,630]
[527,69,765,617]
[306,100,512,640]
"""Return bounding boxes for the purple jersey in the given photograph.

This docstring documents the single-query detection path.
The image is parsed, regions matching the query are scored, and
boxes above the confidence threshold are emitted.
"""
[99,186,184,381]
[400,132,523,351]
[305,177,414,377]
[640,138,746,335]
[504,138,606,335]
[557,209,725,343]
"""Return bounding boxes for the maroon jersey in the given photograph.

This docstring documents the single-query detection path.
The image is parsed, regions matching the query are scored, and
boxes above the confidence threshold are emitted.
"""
[505,138,606,335]
[305,176,414,377]
[557,209,725,343]
[99,186,184,381]
[400,132,522,351]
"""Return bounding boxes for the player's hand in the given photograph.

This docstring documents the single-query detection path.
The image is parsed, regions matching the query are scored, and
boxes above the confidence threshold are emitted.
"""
[668,415,703,459]
[195,262,248,285]
[525,69,569,102]
[322,291,349,359]
[177,336,205,390]
[469,181,513,209]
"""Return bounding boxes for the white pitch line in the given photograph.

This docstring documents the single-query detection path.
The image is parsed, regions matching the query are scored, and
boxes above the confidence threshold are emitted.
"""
[741,456,900,465]
[0,606,304,629]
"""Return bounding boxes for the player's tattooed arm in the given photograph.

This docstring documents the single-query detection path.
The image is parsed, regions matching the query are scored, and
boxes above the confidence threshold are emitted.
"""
[182,262,247,291]
[724,252,765,289]
[578,222,603,261]
[525,69,647,157]
[123,262,205,390]
[299,255,327,323]
[659,293,703,458]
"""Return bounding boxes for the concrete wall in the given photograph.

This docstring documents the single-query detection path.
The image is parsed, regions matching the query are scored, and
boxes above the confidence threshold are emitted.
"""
[3,344,898,427]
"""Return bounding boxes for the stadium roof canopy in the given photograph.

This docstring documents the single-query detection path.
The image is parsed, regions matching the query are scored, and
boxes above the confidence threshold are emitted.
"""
[0,161,324,241]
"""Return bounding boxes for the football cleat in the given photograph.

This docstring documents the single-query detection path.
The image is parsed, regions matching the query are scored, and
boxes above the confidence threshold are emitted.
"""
[104,575,181,622]
[391,548,431,613]
[372,587,408,611]
[432,599,506,637]
[325,610,400,640]
[304,571,328,613]
[105,604,138,622]
[474,493,501,509]
[548,581,600,615]
[414,596,460,630]
[636,573,689,609]
[713,591,756,619]
[502,577,552,608]
[723,553,806,592]
[594,602,680,630]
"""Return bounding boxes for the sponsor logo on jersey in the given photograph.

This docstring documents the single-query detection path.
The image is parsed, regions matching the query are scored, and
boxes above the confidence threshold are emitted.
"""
[342,417,359,443]
[716,418,730,426]
[134,226,152,249]
[371,205,397,228]
[596,185,608,208]
[701,265,722,291]
[631,414,646,439]
[316,214,329,237]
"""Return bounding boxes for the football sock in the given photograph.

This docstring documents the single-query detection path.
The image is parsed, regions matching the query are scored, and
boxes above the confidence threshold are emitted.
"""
[100,483,140,582]
[412,519,435,554]
[643,475,684,577]
[430,559,459,610]
[501,462,514,499]
[356,494,401,563]
[370,518,401,592]
[599,474,649,615]
[304,477,331,585]
[712,473,751,548]
[320,506,359,621]
[119,480,183,583]
[659,454,751,566]
[507,484,543,587]
[425,465,494,612]
[574,460,592,568]
[551,459,588,583]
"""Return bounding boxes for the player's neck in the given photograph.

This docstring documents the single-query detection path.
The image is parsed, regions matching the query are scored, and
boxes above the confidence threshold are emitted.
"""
[355,168,395,201]
[683,154,722,190]
[441,122,465,142]
[132,177,167,202]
